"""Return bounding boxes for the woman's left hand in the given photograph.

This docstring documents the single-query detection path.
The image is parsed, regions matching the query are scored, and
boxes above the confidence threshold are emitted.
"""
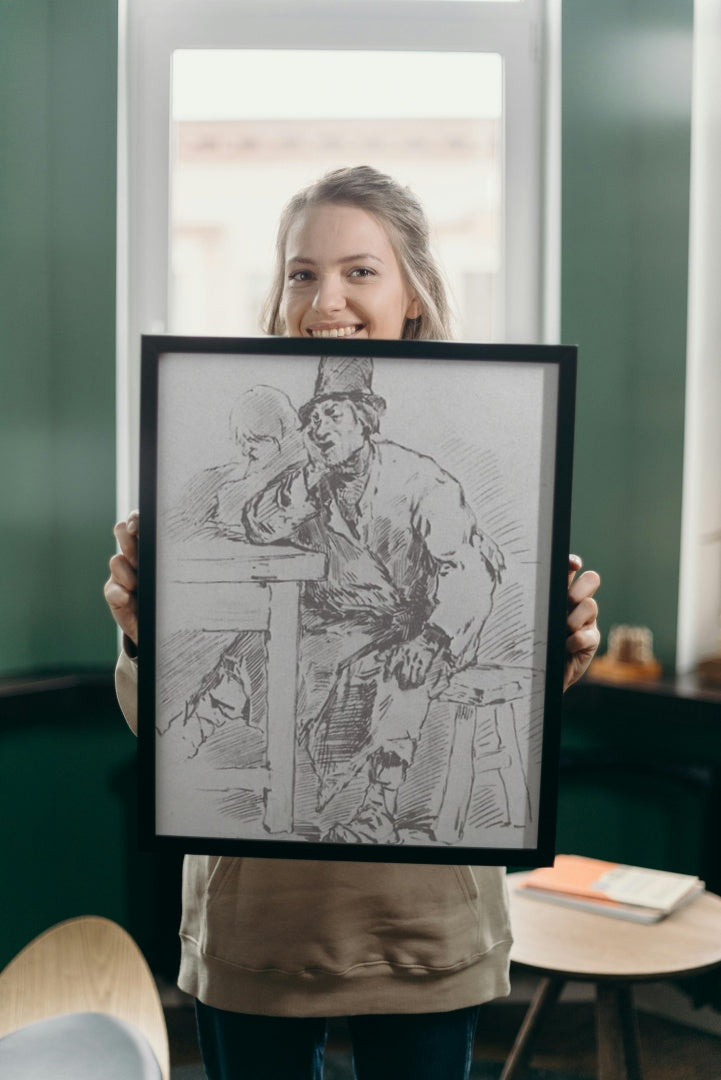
[564,554,601,691]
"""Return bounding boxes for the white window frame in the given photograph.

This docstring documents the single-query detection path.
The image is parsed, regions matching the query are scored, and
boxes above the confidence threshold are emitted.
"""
[117,0,559,511]
[676,0,721,674]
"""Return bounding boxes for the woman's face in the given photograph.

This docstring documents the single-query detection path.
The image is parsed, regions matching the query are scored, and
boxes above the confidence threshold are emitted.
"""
[281,203,421,341]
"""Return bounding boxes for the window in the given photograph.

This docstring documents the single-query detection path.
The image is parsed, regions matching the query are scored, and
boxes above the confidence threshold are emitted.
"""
[677,1,721,674]
[118,0,557,509]
[170,49,503,340]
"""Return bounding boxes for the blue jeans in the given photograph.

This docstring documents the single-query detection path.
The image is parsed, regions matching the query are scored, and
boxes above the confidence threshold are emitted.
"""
[195,1000,481,1080]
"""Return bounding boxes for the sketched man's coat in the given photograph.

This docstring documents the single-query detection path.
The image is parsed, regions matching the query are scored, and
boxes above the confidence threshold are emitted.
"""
[245,438,500,662]
[244,439,501,799]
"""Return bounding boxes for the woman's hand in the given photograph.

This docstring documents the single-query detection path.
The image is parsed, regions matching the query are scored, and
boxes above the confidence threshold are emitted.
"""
[564,554,601,691]
[103,510,139,647]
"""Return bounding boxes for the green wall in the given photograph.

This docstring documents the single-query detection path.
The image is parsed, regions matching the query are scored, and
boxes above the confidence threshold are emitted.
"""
[0,0,132,969]
[0,0,118,675]
[562,0,693,669]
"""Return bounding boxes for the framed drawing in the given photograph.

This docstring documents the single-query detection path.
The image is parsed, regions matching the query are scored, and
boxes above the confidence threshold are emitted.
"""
[138,335,576,865]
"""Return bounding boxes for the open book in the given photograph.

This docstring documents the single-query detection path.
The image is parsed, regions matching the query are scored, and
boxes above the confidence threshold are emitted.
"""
[516,854,705,923]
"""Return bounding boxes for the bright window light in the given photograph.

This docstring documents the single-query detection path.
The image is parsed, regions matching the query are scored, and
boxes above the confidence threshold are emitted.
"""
[173,50,502,121]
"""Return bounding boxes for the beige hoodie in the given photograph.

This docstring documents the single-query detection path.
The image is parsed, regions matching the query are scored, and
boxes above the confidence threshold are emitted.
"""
[116,650,512,1016]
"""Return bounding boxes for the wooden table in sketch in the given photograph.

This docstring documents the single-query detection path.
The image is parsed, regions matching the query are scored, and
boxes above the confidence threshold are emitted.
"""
[161,539,327,835]
[503,872,721,1080]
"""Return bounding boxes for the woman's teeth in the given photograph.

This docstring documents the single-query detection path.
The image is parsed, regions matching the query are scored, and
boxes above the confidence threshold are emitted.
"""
[310,325,360,338]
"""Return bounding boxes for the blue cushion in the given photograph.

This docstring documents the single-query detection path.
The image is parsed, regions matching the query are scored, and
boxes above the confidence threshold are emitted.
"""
[0,1011,162,1079]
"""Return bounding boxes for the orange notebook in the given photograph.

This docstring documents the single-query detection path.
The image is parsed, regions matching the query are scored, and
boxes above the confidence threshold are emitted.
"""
[517,855,704,923]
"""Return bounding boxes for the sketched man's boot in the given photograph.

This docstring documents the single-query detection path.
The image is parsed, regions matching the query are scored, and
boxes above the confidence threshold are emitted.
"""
[325,750,406,844]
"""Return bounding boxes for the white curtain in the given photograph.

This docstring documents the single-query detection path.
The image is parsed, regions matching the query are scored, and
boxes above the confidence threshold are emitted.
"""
[677,0,721,672]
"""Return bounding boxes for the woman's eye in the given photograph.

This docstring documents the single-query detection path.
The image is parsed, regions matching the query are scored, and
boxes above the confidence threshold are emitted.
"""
[349,267,375,279]
[288,270,313,283]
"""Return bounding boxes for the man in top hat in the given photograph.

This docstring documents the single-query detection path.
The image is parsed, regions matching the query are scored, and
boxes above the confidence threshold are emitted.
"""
[242,356,504,843]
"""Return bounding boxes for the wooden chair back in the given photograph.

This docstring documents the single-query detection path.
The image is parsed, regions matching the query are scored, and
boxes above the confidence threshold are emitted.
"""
[0,915,170,1080]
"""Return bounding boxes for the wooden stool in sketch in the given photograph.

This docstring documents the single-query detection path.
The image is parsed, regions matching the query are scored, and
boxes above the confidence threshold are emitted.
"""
[435,665,538,842]
[502,873,721,1080]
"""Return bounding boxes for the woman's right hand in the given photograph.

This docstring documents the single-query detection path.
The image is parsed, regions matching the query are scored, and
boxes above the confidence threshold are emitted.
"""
[104,509,139,646]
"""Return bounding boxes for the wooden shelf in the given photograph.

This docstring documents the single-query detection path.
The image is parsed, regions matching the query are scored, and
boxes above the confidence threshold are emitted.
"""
[565,671,721,722]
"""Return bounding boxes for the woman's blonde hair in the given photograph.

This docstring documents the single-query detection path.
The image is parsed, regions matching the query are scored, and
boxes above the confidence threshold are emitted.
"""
[262,165,454,341]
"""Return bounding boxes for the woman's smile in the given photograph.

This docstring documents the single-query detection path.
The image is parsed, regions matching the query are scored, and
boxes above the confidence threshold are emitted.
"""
[306,323,365,339]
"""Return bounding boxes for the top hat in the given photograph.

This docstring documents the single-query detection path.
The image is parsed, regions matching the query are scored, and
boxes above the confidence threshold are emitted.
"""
[298,356,386,425]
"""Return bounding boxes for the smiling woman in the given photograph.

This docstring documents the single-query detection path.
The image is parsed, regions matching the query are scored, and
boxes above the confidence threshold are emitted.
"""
[282,205,421,340]
[263,167,449,341]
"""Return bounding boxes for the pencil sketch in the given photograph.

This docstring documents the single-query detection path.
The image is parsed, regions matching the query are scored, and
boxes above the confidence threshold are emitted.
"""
[152,351,557,853]
[166,384,305,542]
[156,384,305,749]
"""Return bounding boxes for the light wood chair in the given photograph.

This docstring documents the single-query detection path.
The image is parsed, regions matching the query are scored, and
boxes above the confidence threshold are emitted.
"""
[0,915,169,1079]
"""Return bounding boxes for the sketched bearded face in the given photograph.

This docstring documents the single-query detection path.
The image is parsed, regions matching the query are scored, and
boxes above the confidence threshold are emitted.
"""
[304,398,367,467]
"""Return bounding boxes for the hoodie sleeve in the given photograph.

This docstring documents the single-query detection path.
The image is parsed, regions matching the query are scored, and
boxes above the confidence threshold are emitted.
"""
[115,647,139,736]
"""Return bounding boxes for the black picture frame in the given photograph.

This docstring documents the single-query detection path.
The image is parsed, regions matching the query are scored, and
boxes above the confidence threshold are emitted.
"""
[138,335,576,866]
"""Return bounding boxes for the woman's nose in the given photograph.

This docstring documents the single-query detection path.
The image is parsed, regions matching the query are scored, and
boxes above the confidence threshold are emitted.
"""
[312,274,345,314]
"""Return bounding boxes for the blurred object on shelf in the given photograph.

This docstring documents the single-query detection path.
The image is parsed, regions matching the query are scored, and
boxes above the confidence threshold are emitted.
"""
[590,624,662,683]
[696,653,721,688]
[696,528,721,688]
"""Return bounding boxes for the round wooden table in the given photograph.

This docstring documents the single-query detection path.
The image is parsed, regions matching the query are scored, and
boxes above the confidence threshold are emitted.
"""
[503,872,721,1080]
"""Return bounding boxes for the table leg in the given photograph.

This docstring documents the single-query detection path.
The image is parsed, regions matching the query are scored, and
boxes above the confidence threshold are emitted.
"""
[596,983,643,1080]
[263,581,300,834]
[500,976,565,1080]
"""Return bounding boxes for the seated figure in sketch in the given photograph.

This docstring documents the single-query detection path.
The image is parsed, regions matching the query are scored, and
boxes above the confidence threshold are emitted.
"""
[158,386,306,756]
[166,384,305,542]
[243,356,506,842]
